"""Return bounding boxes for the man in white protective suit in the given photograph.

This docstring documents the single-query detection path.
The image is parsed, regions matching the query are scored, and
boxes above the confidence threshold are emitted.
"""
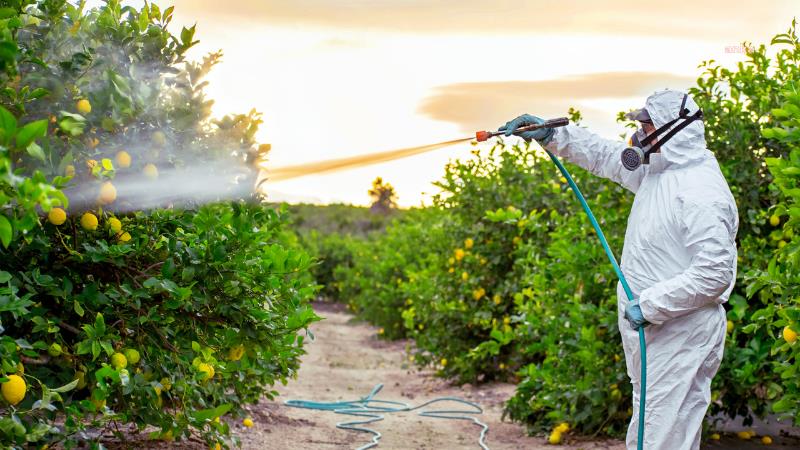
[499,89,738,450]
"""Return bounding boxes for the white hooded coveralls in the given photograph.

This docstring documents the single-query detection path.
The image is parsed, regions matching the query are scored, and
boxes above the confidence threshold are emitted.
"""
[544,89,738,450]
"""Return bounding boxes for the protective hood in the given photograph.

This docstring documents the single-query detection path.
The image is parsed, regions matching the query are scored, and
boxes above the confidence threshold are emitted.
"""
[642,89,708,168]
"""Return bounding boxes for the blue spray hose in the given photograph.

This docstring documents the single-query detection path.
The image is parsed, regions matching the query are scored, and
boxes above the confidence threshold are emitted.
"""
[285,383,489,450]
[544,149,646,450]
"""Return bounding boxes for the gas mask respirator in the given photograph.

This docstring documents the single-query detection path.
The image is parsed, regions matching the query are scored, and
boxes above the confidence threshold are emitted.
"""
[620,94,704,171]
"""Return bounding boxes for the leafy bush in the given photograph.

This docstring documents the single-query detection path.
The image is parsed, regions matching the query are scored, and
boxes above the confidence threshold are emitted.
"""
[0,2,317,448]
[316,20,800,438]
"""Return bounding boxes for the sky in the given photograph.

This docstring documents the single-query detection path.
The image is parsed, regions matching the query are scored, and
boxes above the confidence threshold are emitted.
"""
[89,1,798,206]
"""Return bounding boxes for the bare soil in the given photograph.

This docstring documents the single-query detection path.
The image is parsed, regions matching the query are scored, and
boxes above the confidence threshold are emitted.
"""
[237,303,625,450]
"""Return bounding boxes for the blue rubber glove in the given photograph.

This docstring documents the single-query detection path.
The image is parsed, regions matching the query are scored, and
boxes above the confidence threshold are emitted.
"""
[498,114,555,145]
[624,302,650,331]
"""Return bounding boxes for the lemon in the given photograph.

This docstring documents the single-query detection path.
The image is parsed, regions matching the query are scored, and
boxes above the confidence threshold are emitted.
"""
[48,343,63,357]
[783,326,797,343]
[98,181,117,204]
[123,348,140,365]
[143,163,159,179]
[778,240,787,249]
[461,271,468,281]
[1,374,26,405]
[48,207,67,225]
[464,238,474,249]
[710,433,720,440]
[81,212,98,231]
[472,288,485,300]
[119,232,131,242]
[91,397,106,410]
[228,344,245,361]
[111,352,127,369]
[762,436,772,444]
[65,164,76,177]
[197,363,215,381]
[440,358,447,367]
[211,444,222,450]
[770,214,780,226]
[737,430,752,440]
[727,320,734,333]
[513,236,522,245]
[115,151,132,168]
[548,429,562,444]
[610,388,622,401]
[242,418,254,428]
[76,99,92,115]
[108,217,122,233]
[454,248,465,261]
[152,131,166,147]
[75,370,87,389]
[493,294,501,305]
[555,422,570,433]
[160,377,172,391]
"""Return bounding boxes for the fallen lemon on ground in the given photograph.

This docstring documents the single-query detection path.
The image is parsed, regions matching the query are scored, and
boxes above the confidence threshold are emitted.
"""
[554,422,570,433]
[762,436,772,444]
[115,150,131,168]
[48,207,67,225]
[143,163,158,179]
[548,430,562,444]
[99,181,117,204]
[80,212,98,231]
[784,326,797,343]
[736,430,753,440]
[710,433,720,440]
[108,217,122,233]
[242,418,254,428]
[76,98,91,114]
[1,374,26,405]
[111,352,127,369]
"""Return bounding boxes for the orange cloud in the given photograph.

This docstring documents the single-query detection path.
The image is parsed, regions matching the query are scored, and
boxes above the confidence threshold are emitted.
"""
[417,72,695,132]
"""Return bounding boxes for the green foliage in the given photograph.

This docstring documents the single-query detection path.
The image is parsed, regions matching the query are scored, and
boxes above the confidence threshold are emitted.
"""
[0,1,317,448]
[688,19,800,427]
[311,20,800,438]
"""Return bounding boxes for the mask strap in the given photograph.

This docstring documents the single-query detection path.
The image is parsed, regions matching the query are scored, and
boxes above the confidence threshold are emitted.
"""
[644,109,704,155]
[639,94,693,146]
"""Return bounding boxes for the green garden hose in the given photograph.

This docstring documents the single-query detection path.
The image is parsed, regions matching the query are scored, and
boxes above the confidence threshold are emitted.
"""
[285,383,489,450]
[544,149,646,450]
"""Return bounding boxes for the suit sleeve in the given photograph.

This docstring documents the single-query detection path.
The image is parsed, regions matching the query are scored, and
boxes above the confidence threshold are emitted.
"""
[544,124,645,193]
[637,197,738,324]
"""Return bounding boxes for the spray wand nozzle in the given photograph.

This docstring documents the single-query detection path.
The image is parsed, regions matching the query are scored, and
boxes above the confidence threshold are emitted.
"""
[475,117,570,142]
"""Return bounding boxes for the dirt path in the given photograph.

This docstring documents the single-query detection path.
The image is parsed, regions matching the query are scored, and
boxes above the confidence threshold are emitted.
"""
[239,303,625,450]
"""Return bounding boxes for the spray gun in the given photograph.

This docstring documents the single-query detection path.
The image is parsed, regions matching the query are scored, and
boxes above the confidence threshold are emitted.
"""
[474,117,570,142]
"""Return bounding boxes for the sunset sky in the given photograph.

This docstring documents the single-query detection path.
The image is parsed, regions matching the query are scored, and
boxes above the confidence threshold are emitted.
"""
[91,1,798,206]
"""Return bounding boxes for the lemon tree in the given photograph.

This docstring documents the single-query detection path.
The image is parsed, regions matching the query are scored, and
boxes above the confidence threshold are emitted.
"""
[0,1,318,448]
